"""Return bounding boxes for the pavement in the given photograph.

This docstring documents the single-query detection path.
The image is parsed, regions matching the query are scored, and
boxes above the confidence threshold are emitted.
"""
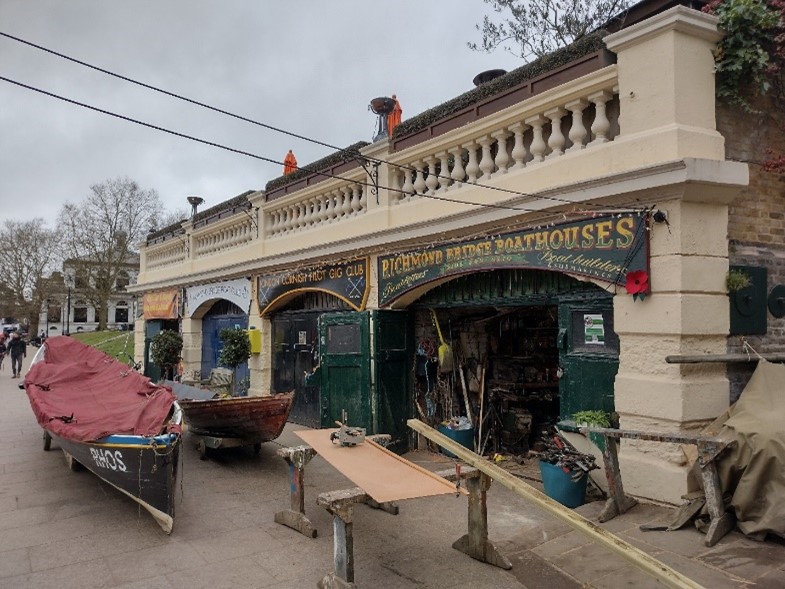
[2,360,785,588]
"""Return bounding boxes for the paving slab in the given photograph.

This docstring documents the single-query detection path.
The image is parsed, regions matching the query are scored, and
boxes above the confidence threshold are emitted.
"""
[3,373,785,588]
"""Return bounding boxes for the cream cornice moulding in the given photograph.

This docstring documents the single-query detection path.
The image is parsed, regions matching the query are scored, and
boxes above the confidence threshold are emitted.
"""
[604,5,722,53]
[132,158,747,293]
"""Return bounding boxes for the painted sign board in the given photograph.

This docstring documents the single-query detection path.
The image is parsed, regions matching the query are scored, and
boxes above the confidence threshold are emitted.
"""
[257,258,369,315]
[143,289,179,320]
[378,213,648,306]
[185,278,251,317]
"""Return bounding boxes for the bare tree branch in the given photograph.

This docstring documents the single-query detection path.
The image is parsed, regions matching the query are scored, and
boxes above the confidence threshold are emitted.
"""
[469,0,634,61]
[59,177,163,330]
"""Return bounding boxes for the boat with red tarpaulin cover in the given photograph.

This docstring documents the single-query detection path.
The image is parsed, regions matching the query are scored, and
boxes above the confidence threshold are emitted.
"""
[23,336,183,534]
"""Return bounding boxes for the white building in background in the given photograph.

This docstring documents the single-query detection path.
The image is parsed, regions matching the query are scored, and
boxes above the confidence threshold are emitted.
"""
[39,256,140,336]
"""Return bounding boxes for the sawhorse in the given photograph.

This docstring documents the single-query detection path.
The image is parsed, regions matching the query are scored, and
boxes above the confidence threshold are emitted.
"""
[274,435,394,538]
[316,467,511,589]
[581,426,737,546]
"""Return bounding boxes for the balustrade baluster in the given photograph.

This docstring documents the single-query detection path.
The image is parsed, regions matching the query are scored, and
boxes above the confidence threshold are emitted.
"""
[359,185,367,210]
[313,195,325,225]
[436,152,451,191]
[589,90,612,145]
[294,202,305,231]
[325,192,336,221]
[449,147,466,184]
[333,189,345,220]
[351,185,362,214]
[463,142,480,182]
[303,199,314,228]
[401,167,415,201]
[309,198,320,227]
[341,187,352,217]
[545,107,566,158]
[566,99,588,152]
[266,212,276,236]
[526,115,547,163]
[413,163,427,195]
[491,130,511,174]
[509,122,529,169]
[425,158,439,195]
[478,136,495,178]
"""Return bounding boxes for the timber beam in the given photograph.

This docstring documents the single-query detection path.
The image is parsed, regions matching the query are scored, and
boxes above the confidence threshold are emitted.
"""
[409,418,707,589]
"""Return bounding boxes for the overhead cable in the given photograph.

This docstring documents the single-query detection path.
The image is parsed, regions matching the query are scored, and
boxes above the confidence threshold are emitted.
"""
[0,30,639,213]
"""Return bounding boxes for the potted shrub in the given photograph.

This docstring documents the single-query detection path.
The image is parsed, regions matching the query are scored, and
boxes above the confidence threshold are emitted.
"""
[573,409,612,453]
[150,330,183,382]
[218,327,251,396]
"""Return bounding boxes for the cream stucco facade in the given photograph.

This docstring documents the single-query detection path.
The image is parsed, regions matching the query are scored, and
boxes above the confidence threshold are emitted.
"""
[133,6,748,504]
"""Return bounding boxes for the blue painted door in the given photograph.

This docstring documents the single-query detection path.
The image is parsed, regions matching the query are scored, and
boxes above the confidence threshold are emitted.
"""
[201,302,249,394]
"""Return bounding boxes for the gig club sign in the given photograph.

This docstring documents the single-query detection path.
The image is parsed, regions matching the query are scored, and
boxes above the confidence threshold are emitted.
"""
[257,258,369,315]
[378,213,649,306]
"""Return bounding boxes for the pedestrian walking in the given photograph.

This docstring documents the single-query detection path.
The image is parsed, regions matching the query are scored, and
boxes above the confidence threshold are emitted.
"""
[7,331,26,378]
[0,339,6,371]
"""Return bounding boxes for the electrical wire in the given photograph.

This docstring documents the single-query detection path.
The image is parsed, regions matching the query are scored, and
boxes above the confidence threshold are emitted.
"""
[0,30,642,213]
[1,74,631,215]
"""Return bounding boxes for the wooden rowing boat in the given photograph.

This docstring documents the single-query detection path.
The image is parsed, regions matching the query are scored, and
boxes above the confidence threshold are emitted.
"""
[177,392,294,441]
[23,336,183,534]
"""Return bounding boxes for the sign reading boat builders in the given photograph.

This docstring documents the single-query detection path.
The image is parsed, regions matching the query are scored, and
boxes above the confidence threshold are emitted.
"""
[257,258,369,315]
[378,213,648,306]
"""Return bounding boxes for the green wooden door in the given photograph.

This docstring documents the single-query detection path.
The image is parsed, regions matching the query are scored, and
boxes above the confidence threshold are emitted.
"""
[318,311,371,430]
[557,294,618,421]
[372,310,410,452]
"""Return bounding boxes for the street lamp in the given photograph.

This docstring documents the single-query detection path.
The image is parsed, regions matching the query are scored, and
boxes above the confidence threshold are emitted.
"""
[45,299,50,336]
[64,274,73,336]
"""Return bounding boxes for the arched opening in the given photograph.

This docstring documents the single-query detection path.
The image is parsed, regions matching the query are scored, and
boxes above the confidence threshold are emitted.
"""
[269,291,351,428]
[404,268,617,455]
[201,299,249,395]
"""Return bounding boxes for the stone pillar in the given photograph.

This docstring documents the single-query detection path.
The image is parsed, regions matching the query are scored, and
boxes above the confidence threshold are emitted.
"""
[614,165,746,503]
[180,316,202,382]
[604,6,725,160]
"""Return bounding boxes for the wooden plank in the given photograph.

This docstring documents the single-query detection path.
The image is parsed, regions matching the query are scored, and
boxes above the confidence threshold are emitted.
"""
[293,428,457,504]
[408,419,707,589]
[665,353,785,364]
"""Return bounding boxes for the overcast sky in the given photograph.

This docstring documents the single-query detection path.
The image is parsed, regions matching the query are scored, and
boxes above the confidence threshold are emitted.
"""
[0,1,525,227]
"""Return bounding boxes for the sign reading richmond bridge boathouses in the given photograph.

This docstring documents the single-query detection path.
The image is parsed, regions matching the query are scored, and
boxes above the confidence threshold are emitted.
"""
[378,213,648,306]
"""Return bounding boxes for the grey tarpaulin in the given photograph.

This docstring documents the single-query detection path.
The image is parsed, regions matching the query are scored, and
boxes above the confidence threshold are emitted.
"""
[707,360,785,539]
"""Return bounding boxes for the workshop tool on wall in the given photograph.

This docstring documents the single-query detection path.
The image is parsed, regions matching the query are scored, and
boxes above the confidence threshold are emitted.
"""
[330,410,366,446]
[431,309,453,373]
[457,359,474,428]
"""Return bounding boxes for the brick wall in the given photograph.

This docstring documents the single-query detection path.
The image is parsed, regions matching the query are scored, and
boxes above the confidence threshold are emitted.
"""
[718,94,785,400]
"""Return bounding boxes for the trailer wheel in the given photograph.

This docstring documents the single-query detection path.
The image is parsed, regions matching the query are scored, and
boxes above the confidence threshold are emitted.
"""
[43,431,52,451]
[197,439,208,461]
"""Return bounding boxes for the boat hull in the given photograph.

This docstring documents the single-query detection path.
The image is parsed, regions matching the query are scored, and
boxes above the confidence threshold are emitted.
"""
[49,431,181,534]
[179,392,294,441]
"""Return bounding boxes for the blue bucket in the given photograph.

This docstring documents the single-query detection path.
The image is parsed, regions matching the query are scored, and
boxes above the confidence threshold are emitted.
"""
[437,424,474,458]
[539,461,587,508]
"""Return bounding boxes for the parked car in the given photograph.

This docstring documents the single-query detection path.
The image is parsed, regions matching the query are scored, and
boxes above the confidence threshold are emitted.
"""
[1,317,24,335]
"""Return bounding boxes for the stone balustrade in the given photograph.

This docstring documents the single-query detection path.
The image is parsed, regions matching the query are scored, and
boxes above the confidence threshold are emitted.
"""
[194,216,256,257]
[388,81,619,204]
[143,70,619,272]
[264,172,368,238]
[146,241,187,269]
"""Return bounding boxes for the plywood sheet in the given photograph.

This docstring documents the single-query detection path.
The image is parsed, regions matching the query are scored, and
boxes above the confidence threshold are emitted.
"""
[294,428,457,503]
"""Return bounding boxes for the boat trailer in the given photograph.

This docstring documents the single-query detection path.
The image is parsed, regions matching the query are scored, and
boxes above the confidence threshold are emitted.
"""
[192,431,263,460]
